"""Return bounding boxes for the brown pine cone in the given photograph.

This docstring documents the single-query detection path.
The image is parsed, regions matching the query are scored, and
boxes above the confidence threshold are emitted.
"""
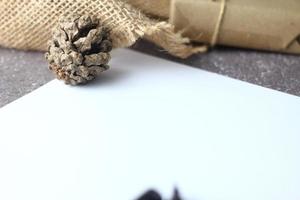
[45,15,112,85]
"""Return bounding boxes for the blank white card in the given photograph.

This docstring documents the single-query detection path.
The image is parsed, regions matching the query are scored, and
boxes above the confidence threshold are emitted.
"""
[0,49,300,200]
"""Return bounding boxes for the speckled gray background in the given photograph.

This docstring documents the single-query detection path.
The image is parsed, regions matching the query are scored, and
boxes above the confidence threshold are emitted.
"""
[1,40,300,108]
[0,48,53,107]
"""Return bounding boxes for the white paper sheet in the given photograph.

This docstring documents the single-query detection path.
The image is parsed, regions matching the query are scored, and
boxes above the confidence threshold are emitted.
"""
[0,49,300,200]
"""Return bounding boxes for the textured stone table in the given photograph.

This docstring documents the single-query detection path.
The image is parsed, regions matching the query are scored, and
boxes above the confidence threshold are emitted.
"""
[1,40,300,107]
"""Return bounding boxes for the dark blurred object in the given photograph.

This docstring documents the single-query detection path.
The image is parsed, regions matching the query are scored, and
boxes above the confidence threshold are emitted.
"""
[136,190,162,200]
[171,188,182,200]
[136,188,182,200]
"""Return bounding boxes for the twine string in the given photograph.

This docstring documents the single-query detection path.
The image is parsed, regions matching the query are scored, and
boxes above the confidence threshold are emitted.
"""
[211,0,227,47]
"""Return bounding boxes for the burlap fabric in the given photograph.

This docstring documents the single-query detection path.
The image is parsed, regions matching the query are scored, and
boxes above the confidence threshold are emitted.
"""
[0,0,204,58]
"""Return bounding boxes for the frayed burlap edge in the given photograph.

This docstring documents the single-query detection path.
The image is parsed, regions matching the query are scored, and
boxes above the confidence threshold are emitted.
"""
[0,0,205,58]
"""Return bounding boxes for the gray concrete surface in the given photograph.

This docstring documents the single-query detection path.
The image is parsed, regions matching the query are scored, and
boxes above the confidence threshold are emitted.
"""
[0,48,53,107]
[1,40,300,108]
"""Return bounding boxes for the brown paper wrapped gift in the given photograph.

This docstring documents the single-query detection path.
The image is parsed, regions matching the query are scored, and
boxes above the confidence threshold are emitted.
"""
[170,0,300,54]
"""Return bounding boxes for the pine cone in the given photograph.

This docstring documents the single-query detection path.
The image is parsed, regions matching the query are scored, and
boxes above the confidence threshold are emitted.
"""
[45,15,112,85]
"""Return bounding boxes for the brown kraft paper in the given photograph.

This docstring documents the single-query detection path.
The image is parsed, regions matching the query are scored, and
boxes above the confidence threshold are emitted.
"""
[170,0,300,54]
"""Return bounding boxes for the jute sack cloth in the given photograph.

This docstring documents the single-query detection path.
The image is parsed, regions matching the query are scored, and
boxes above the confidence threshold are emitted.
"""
[0,0,203,58]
